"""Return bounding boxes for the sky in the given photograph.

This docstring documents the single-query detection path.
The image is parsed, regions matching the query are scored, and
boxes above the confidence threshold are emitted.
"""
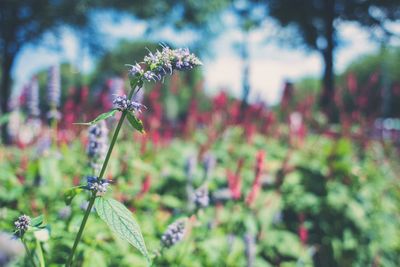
[12,15,395,105]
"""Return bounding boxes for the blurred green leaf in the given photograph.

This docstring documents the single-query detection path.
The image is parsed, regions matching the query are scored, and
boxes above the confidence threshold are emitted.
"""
[64,186,84,205]
[31,215,44,227]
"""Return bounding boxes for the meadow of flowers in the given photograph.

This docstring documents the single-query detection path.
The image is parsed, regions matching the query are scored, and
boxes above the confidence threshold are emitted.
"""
[1,45,400,267]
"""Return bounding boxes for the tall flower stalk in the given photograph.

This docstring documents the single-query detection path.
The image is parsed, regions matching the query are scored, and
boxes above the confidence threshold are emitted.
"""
[27,77,40,118]
[66,45,201,266]
[47,65,61,148]
[66,111,127,266]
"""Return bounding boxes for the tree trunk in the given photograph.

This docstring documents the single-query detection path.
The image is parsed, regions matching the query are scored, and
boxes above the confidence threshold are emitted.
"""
[1,52,14,145]
[320,0,336,122]
[241,29,251,111]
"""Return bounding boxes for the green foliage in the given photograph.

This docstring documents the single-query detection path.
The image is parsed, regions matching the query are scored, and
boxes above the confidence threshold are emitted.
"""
[92,41,159,80]
[94,197,150,262]
[31,215,44,228]
[1,127,400,266]
[75,109,117,125]
[64,186,85,205]
[126,112,145,133]
[295,76,320,96]
[343,46,400,83]
[262,0,399,51]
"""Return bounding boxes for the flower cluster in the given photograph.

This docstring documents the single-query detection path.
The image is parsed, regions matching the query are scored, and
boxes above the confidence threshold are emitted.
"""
[27,77,40,117]
[87,121,109,172]
[14,215,31,232]
[126,63,144,77]
[127,45,202,83]
[161,219,186,248]
[185,155,197,182]
[244,233,256,267]
[113,95,146,113]
[58,206,72,220]
[193,186,209,208]
[203,153,216,180]
[86,176,109,195]
[47,65,61,108]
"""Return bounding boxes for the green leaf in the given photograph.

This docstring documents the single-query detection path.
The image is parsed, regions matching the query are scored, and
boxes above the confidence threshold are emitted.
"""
[74,109,118,125]
[31,215,44,227]
[95,197,150,262]
[0,113,10,125]
[126,112,145,133]
[64,186,84,205]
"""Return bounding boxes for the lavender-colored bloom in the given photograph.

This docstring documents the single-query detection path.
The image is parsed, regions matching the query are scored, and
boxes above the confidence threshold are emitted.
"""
[143,71,158,82]
[0,232,24,266]
[141,45,202,83]
[47,109,61,120]
[14,215,31,232]
[202,153,216,180]
[113,95,130,110]
[161,219,186,248]
[193,186,209,208]
[87,121,109,172]
[27,77,40,117]
[47,65,61,108]
[112,95,146,113]
[244,233,256,267]
[36,135,52,156]
[132,87,144,104]
[126,63,144,77]
[172,48,201,70]
[58,206,72,220]
[185,155,197,181]
[86,176,109,195]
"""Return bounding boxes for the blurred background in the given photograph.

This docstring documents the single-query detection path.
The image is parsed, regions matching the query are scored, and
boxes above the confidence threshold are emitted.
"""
[1,0,400,266]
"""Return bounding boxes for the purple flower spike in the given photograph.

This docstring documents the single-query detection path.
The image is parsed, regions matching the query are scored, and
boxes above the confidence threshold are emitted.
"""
[14,215,31,232]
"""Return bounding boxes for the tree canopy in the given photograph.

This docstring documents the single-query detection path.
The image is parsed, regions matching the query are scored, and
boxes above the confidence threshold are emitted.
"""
[258,0,400,118]
[0,0,229,144]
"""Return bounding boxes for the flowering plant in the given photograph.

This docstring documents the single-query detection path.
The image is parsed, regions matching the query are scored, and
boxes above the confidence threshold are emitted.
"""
[12,45,201,267]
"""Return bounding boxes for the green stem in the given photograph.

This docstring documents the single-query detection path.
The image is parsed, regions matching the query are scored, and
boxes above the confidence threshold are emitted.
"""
[50,107,58,150]
[65,192,95,267]
[22,238,37,267]
[66,84,134,266]
[36,239,46,267]
[98,111,127,179]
